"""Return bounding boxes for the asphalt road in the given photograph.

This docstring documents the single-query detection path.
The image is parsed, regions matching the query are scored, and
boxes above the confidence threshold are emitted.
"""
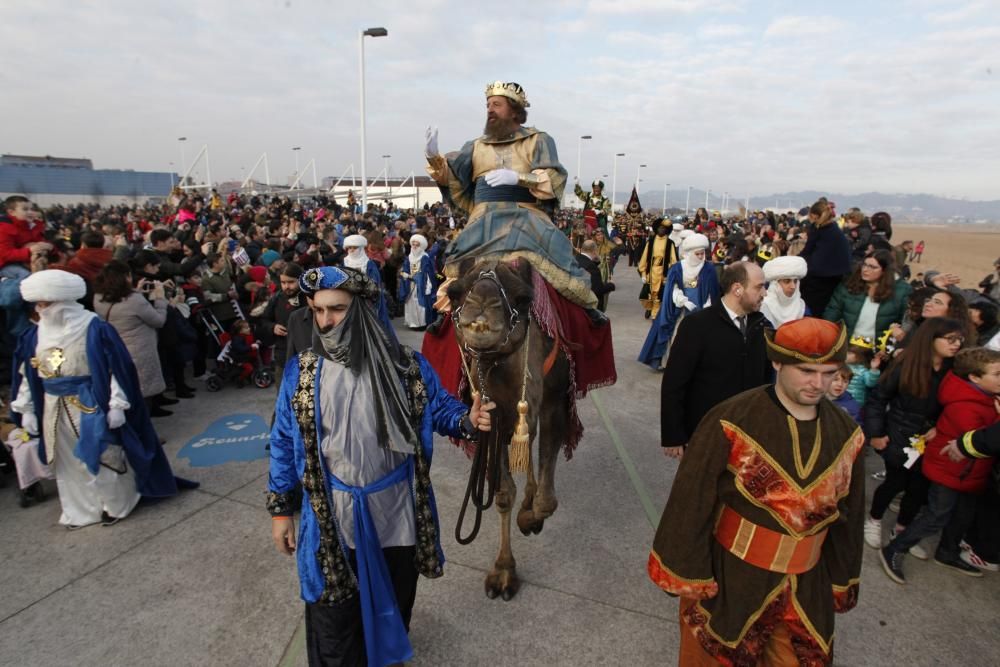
[1,264,997,666]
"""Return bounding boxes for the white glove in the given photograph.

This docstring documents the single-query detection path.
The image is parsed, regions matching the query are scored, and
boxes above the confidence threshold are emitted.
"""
[671,287,687,307]
[425,126,439,158]
[20,413,39,436]
[107,408,126,430]
[683,299,698,312]
[484,169,519,187]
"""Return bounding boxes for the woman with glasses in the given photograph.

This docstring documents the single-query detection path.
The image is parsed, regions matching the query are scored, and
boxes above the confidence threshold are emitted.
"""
[823,249,911,340]
[863,317,966,553]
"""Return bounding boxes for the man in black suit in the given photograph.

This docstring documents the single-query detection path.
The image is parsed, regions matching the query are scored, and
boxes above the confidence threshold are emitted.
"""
[661,261,772,458]
[575,239,615,311]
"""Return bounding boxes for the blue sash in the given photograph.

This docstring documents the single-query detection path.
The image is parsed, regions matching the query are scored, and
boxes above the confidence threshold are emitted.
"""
[328,459,414,667]
[42,375,114,465]
[474,177,536,204]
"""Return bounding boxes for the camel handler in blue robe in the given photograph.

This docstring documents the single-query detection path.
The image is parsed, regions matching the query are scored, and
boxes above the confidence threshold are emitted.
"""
[267,266,495,667]
[423,80,605,326]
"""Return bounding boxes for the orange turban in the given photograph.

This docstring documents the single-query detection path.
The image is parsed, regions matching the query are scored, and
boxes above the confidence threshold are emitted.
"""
[765,317,847,364]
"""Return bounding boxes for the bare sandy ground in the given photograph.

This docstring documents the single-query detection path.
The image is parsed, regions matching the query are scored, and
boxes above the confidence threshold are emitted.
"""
[894,224,999,289]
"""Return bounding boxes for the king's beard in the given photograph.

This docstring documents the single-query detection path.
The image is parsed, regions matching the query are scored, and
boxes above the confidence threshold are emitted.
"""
[483,115,520,140]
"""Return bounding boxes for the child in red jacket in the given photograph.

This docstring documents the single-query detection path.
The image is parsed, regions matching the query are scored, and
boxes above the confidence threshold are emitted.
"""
[879,347,1000,584]
[220,319,259,384]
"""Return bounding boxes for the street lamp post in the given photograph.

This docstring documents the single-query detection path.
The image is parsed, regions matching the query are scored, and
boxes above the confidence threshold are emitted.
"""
[612,153,625,218]
[359,26,388,212]
[663,183,670,214]
[177,137,187,185]
[382,154,392,200]
[705,189,711,210]
[685,186,691,215]
[576,135,592,183]
[636,163,647,187]
[292,146,301,189]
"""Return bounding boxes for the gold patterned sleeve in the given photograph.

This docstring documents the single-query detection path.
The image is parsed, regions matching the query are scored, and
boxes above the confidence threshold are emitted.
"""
[426,152,476,214]
[825,430,866,613]
[524,169,556,200]
[647,415,730,599]
[425,154,450,186]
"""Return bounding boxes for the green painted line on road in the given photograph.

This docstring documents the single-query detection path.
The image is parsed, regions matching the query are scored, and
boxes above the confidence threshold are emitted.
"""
[277,616,306,667]
[590,391,659,529]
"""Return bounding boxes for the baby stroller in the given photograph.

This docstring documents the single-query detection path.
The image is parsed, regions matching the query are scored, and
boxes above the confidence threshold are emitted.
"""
[193,298,274,392]
[209,332,274,391]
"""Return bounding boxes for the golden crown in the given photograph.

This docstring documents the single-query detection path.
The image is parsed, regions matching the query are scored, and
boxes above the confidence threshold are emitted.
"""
[849,334,874,350]
[485,81,530,108]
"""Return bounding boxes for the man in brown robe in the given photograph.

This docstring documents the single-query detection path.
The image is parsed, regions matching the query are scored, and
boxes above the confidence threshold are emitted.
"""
[648,317,865,666]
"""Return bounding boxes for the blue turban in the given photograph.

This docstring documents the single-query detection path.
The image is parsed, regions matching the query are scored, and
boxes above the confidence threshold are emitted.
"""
[298,266,380,300]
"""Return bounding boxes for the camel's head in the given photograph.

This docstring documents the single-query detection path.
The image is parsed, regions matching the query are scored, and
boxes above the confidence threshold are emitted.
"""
[449,259,533,353]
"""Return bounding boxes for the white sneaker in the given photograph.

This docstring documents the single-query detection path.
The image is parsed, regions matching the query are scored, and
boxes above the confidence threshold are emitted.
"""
[961,548,1000,572]
[864,517,882,548]
[193,373,210,382]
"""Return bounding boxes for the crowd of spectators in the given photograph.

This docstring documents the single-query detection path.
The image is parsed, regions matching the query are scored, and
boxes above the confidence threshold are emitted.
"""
[1,188,999,581]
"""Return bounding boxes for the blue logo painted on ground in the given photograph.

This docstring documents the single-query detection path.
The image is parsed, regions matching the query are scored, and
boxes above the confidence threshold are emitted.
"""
[178,413,271,467]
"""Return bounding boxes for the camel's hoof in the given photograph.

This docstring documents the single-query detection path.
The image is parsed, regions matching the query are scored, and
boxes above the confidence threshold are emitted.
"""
[517,509,545,536]
[485,569,520,601]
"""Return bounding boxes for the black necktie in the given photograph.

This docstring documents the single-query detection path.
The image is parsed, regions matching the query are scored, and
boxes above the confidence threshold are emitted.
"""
[737,315,747,338]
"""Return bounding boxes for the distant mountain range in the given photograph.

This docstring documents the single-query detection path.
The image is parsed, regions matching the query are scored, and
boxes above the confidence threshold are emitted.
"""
[625,188,1000,223]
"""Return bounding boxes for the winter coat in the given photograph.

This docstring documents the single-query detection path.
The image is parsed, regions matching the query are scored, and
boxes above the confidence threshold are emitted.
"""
[823,279,911,338]
[58,247,113,284]
[864,361,951,470]
[799,221,851,278]
[94,292,168,398]
[258,291,304,370]
[832,392,862,425]
[0,213,44,269]
[660,302,772,447]
[202,269,240,322]
[922,371,998,493]
[847,222,873,261]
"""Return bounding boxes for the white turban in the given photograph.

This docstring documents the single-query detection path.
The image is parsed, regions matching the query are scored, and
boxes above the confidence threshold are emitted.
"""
[761,256,807,327]
[408,234,428,264]
[680,233,709,256]
[763,255,807,282]
[343,234,368,249]
[19,270,86,303]
[679,232,710,282]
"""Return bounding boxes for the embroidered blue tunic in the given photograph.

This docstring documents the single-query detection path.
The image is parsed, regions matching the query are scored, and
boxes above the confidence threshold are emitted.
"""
[268,350,469,667]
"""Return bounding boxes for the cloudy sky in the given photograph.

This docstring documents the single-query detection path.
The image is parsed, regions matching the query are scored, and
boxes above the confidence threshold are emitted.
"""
[2,0,998,200]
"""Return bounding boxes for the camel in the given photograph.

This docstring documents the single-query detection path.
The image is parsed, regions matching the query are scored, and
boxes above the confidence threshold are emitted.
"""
[446,258,574,601]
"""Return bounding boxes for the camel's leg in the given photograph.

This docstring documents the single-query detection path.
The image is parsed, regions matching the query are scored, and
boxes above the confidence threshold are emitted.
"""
[532,375,567,525]
[517,372,566,536]
[485,463,520,601]
[516,439,538,536]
